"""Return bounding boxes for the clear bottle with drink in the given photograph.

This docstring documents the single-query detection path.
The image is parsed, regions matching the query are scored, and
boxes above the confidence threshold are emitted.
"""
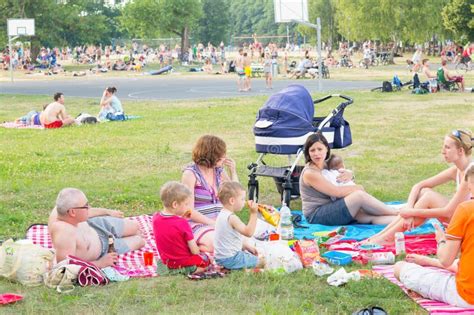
[278,203,294,240]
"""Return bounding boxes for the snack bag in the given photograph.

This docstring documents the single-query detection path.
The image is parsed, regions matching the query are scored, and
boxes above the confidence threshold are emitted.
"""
[257,204,280,227]
[294,240,320,268]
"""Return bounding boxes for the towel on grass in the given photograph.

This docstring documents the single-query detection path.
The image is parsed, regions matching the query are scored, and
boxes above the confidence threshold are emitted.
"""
[292,210,438,241]
[374,265,474,315]
[26,214,158,278]
[0,122,44,129]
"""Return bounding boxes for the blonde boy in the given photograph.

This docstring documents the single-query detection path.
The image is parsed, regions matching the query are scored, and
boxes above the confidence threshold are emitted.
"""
[214,182,264,269]
[152,181,210,274]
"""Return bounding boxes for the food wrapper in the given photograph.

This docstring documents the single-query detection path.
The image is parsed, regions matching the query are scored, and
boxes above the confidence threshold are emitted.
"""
[257,204,280,227]
[294,240,320,268]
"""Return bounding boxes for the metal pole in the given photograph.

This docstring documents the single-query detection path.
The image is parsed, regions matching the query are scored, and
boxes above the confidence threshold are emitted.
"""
[317,17,322,92]
[286,24,289,46]
[9,36,13,82]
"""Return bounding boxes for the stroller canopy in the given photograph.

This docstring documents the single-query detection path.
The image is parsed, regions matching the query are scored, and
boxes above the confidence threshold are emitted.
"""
[254,85,316,154]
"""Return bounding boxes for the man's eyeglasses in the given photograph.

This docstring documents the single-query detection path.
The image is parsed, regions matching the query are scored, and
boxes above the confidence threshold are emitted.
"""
[70,203,90,211]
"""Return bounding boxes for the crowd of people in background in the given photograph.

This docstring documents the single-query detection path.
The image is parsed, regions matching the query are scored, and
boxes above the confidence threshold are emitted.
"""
[1,39,472,84]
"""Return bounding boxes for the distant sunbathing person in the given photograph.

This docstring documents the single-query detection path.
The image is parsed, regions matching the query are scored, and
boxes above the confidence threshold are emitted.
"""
[39,92,76,129]
[48,188,145,267]
[366,129,473,245]
[15,104,48,126]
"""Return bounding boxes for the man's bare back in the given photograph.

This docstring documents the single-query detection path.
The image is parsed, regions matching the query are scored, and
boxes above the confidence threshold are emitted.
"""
[40,102,67,125]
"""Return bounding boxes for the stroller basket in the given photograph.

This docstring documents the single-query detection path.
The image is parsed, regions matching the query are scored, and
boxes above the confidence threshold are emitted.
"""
[248,85,354,206]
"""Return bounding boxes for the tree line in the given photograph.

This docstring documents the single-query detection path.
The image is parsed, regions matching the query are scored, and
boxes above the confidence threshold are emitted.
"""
[0,0,472,53]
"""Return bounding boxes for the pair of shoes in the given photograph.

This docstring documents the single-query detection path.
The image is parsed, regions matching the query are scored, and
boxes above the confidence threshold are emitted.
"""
[352,306,387,315]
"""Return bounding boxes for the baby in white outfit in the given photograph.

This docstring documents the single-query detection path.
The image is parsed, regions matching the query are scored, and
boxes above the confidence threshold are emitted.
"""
[321,154,355,200]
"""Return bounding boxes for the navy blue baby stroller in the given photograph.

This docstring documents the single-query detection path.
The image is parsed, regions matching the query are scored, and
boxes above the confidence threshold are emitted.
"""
[247,84,353,207]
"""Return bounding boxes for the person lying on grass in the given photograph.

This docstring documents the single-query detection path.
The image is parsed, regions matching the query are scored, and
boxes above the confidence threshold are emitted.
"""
[394,163,474,308]
[214,182,265,270]
[366,129,473,245]
[153,181,211,275]
[48,188,145,268]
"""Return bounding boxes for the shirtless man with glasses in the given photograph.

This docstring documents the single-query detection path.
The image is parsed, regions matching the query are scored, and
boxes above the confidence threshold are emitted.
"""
[48,188,145,267]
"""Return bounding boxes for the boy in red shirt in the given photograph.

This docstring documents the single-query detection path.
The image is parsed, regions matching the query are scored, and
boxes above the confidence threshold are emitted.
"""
[153,181,210,275]
[395,163,474,307]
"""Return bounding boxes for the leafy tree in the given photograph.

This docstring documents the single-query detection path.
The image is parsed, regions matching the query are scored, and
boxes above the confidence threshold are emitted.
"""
[442,0,474,42]
[333,0,447,60]
[0,0,124,53]
[297,0,338,48]
[120,0,202,56]
[196,0,230,45]
[229,0,296,46]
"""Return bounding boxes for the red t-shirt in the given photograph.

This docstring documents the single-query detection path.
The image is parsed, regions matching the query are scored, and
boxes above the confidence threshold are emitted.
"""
[152,212,195,268]
[446,200,474,304]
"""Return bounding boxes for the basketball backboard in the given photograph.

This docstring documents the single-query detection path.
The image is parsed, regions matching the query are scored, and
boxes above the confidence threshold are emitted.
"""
[274,0,308,23]
[7,19,35,36]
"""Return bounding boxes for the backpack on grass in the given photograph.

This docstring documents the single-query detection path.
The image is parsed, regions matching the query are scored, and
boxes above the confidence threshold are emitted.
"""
[382,81,393,92]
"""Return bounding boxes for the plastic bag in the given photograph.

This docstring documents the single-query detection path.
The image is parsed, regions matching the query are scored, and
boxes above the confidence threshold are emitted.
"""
[44,260,81,293]
[261,241,303,273]
[0,239,54,286]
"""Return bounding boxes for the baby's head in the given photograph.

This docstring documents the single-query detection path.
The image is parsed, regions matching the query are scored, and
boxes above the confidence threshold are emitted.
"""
[160,181,192,216]
[465,163,474,195]
[327,154,344,170]
[218,181,246,212]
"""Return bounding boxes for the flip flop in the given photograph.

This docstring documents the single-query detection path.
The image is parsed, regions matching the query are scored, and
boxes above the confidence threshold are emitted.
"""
[0,293,23,305]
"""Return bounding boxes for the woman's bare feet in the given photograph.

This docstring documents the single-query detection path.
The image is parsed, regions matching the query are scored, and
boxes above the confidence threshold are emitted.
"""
[405,254,436,266]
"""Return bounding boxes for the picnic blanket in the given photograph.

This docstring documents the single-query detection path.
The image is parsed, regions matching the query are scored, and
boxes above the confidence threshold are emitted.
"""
[292,210,438,241]
[374,265,474,315]
[26,214,158,278]
[0,122,44,129]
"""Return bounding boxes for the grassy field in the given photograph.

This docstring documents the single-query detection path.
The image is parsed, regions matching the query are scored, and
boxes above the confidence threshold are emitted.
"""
[0,86,473,314]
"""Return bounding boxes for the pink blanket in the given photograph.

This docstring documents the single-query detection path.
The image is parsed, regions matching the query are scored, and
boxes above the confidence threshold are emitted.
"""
[374,265,474,315]
[0,122,44,129]
[26,215,158,277]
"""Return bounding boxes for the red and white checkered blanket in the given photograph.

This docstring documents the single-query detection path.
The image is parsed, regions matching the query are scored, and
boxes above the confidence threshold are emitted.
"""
[1,122,44,129]
[374,265,474,315]
[26,215,158,277]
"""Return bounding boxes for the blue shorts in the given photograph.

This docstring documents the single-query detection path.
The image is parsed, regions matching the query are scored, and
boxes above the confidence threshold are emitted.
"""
[215,251,258,270]
[305,198,355,226]
[87,216,130,257]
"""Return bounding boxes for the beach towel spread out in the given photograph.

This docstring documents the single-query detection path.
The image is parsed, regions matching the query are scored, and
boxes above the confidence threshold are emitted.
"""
[26,214,158,278]
[374,265,474,315]
[292,210,438,241]
[0,122,44,129]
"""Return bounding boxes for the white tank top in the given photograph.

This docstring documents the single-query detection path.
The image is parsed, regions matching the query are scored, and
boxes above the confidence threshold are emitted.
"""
[214,209,243,260]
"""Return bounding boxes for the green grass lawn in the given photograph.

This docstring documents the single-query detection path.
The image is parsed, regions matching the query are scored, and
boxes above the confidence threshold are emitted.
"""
[0,89,472,314]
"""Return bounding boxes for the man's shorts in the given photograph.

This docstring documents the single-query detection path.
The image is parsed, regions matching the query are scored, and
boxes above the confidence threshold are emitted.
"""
[400,262,474,308]
[87,216,130,257]
[236,67,245,78]
[215,251,258,270]
[244,66,252,78]
[44,120,63,129]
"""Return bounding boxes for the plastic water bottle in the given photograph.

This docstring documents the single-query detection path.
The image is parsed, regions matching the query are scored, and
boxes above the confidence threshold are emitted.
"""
[395,232,406,255]
[278,203,294,240]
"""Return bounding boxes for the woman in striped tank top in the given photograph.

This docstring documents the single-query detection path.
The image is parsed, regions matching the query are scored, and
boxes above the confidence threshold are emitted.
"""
[182,135,239,252]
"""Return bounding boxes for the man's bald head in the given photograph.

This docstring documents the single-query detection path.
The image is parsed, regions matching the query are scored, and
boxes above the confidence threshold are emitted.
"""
[56,188,87,216]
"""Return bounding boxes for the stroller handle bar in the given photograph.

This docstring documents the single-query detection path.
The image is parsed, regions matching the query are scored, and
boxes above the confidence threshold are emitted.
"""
[313,94,353,105]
